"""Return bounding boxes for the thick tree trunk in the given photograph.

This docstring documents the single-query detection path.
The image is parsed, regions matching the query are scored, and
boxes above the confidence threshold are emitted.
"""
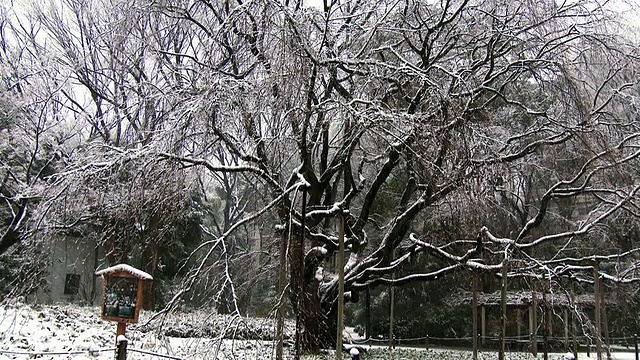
[0,201,27,256]
[291,191,307,356]
[142,238,159,310]
[292,256,338,351]
[0,228,20,256]
[293,252,340,352]
[302,282,335,351]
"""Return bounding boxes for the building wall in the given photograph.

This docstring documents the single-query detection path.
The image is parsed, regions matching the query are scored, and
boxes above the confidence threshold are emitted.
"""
[38,236,103,305]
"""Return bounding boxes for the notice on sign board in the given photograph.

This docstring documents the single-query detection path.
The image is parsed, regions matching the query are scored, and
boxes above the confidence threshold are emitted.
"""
[103,276,138,319]
[96,264,152,324]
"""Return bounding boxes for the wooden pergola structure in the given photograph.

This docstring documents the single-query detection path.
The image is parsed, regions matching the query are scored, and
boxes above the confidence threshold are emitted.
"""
[470,288,610,359]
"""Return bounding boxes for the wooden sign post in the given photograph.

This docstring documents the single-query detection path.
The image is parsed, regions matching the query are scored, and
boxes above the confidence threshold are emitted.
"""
[95,264,153,344]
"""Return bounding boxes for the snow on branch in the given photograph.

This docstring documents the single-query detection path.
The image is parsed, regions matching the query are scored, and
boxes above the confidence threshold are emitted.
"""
[158,152,281,191]
[518,184,640,249]
[542,249,640,267]
[366,251,412,274]
[410,233,482,264]
[295,166,311,188]
[480,227,515,245]
[353,264,463,289]
[304,202,344,217]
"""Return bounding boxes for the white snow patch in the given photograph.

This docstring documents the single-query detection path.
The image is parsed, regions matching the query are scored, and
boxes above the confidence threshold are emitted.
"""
[310,246,328,255]
[95,264,153,280]
[315,267,324,281]
[296,172,311,187]
[0,304,117,359]
[295,167,311,187]
[344,252,358,273]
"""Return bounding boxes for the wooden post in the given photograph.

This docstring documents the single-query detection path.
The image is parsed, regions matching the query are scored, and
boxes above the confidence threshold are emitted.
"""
[529,306,534,354]
[336,213,345,360]
[116,322,126,345]
[425,335,430,350]
[532,285,538,357]
[599,276,611,360]
[563,307,569,351]
[389,247,395,351]
[634,333,638,360]
[481,305,486,347]
[542,277,549,360]
[295,189,307,359]
[472,273,478,360]
[116,335,127,360]
[571,282,578,360]
[594,263,602,360]
[365,288,371,342]
[517,308,522,341]
[275,229,288,360]
[389,278,395,350]
[499,258,508,360]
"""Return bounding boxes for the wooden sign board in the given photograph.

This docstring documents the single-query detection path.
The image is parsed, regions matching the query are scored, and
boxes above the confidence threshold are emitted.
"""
[95,264,153,324]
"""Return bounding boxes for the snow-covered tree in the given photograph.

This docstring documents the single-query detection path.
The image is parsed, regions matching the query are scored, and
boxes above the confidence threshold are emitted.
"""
[153,0,640,351]
[2,0,640,355]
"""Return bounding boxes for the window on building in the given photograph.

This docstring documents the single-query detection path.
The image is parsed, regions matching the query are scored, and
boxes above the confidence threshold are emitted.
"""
[64,274,81,295]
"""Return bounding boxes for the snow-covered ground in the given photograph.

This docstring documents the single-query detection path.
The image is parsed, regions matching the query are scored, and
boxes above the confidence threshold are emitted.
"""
[0,303,297,359]
[1,303,638,359]
[0,303,116,359]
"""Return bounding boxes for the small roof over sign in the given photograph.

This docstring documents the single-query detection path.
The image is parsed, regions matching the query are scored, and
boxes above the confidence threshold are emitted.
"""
[95,264,153,280]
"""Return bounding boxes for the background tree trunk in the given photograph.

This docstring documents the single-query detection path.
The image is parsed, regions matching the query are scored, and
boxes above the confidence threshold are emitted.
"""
[142,238,159,310]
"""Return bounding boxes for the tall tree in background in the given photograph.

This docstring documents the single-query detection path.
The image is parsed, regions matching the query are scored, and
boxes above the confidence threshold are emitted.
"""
[0,2,81,294]
[31,0,208,308]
